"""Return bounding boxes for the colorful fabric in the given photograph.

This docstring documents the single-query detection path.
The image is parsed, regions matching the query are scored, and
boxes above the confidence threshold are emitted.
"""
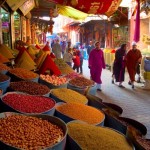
[58,4,88,20]
[126,49,142,82]
[89,48,105,84]
[54,0,122,16]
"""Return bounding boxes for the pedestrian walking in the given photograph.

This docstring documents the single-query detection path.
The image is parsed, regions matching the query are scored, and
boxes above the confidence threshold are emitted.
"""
[72,51,80,73]
[112,44,127,88]
[126,42,142,89]
[63,48,73,67]
[77,50,84,74]
[88,41,105,91]
[87,41,94,57]
[52,39,62,59]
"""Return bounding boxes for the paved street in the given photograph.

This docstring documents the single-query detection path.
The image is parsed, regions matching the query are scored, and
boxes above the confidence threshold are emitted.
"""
[82,60,150,139]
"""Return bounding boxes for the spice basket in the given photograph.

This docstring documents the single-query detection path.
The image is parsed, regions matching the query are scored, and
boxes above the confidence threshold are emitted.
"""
[67,83,89,95]
[117,117,147,150]
[86,93,104,109]
[7,81,50,97]
[66,120,135,150]
[54,102,105,126]
[118,117,147,136]
[39,78,67,89]
[133,138,150,150]
[104,114,127,135]
[0,112,67,150]
[0,92,56,115]
[0,76,10,94]
[50,89,88,105]
[101,102,126,135]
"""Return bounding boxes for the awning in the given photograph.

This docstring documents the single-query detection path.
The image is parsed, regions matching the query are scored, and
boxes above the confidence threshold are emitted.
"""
[49,0,122,16]
[19,0,35,16]
[6,0,27,11]
[57,4,88,20]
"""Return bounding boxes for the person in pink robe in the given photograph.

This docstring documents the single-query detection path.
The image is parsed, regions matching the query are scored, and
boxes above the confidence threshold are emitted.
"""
[88,41,106,91]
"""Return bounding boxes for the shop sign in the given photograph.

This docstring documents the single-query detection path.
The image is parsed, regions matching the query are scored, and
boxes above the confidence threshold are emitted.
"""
[19,0,35,16]
[142,34,150,45]
[52,0,121,16]
[6,0,27,11]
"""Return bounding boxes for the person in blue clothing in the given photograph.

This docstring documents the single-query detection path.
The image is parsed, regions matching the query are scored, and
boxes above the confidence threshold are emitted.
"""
[87,41,94,57]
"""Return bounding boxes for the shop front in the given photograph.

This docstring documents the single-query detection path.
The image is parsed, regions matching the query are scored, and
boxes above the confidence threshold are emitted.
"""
[0,7,11,47]
[14,11,21,41]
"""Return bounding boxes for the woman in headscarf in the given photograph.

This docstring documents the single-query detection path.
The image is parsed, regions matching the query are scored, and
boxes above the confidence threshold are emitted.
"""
[112,44,127,88]
[88,41,105,91]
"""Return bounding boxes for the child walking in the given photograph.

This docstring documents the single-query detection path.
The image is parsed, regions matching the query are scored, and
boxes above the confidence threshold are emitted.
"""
[72,51,80,73]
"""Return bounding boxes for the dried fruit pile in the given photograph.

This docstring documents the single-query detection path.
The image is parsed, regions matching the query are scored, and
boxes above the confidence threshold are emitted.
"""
[0,115,64,150]
[56,102,104,125]
[69,77,94,87]
[3,93,55,113]
[10,81,50,95]
[9,68,38,80]
[51,88,88,104]
[0,74,10,82]
[40,74,67,86]
[0,63,10,71]
[67,122,133,150]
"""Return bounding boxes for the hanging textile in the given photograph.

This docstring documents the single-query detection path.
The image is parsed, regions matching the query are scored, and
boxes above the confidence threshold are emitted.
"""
[57,4,88,20]
[49,0,122,16]
[133,0,140,42]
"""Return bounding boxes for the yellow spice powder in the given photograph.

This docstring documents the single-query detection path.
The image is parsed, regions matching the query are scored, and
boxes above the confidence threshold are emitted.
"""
[56,102,104,124]
[52,88,88,104]
[67,122,133,150]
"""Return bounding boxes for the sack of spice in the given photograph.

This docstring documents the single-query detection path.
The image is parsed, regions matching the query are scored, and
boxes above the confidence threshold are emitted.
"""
[9,68,39,82]
[9,81,50,96]
[55,102,105,125]
[40,74,67,89]
[67,122,134,150]
[0,113,66,150]
[69,76,95,88]
[51,88,88,104]
[2,92,56,114]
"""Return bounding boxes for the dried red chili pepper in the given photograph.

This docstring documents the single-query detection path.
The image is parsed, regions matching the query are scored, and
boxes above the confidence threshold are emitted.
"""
[3,93,55,113]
